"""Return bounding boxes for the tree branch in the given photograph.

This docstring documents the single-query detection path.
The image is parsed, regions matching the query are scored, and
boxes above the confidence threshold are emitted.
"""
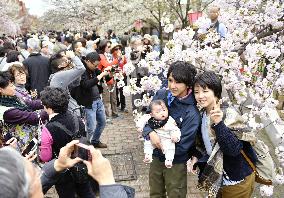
[235,25,284,55]
[201,0,216,12]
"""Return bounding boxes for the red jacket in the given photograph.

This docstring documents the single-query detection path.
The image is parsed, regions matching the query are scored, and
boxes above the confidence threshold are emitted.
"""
[98,54,127,85]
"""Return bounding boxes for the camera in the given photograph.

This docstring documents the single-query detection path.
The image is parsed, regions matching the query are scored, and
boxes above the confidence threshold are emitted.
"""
[72,143,92,161]
[130,51,139,60]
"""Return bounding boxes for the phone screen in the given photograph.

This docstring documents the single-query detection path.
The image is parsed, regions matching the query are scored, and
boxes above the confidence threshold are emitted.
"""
[22,139,37,156]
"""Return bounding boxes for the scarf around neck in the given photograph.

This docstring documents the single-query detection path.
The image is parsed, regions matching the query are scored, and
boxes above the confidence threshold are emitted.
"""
[148,116,169,130]
[196,110,223,197]
[0,95,28,110]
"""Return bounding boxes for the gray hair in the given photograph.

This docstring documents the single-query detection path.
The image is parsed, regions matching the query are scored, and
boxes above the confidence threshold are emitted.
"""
[130,36,143,44]
[0,147,29,198]
[27,38,40,52]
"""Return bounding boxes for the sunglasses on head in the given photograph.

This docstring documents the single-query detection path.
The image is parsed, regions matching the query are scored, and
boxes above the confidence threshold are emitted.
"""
[114,47,121,51]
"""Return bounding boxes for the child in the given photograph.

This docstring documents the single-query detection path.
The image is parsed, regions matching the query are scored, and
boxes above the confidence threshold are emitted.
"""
[137,99,181,168]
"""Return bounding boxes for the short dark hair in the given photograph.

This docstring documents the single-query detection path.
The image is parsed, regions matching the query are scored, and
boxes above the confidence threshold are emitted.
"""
[6,50,20,63]
[77,38,87,48]
[0,71,12,89]
[149,99,166,112]
[0,46,5,57]
[17,41,27,50]
[167,61,197,87]
[85,52,101,62]
[3,42,15,53]
[72,40,82,51]
[40,87,70,113]
[194,71,222,99]
[64,36,74,44]
[97,39,111,54]
[49,51,66,73]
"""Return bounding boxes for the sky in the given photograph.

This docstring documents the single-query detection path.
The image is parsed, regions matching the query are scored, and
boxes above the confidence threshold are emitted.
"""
[22,0,50,17]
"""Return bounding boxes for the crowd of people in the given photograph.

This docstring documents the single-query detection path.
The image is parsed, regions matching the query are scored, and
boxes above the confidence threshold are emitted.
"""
[0,27,162,198]
[0,5,261,198]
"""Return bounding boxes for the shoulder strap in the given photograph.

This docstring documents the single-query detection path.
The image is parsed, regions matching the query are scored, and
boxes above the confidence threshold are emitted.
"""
[0,57,4,65]
[164,89,170,108]
[71,114,79,134]
[51,121,74,137]
[215,20,220,34]
[240,150,256,172]
[19,52,26,60]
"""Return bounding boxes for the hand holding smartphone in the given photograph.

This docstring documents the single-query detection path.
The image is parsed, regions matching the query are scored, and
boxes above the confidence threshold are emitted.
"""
[22,138,38,157]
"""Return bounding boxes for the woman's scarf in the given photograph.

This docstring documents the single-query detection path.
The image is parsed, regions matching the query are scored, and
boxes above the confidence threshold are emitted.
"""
[197,112,223,197]
[148,116,169,130]
[0,95,28,110]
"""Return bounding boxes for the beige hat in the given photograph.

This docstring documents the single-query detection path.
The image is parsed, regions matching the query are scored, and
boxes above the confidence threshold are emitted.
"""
[42,40,49,48]
[110,43,122,53]
[143,34,152,41]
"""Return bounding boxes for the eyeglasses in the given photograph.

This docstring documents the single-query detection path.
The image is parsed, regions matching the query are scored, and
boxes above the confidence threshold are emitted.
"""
[114,47,121,51]
[89,60,99,66]
[15,72,26,77]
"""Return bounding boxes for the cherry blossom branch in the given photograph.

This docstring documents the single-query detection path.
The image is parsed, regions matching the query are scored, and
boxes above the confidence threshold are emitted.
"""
[235,22,284,56]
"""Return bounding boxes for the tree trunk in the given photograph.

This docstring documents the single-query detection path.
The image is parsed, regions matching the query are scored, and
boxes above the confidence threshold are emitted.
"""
[159,22,163,48]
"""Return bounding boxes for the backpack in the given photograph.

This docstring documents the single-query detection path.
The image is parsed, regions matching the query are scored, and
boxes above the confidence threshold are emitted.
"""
[70,84,85,106]
[223,107,275,185]
[52,114,90,184]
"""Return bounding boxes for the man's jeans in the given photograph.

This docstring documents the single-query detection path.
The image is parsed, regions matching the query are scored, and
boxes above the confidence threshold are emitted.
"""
[85,99,106,144]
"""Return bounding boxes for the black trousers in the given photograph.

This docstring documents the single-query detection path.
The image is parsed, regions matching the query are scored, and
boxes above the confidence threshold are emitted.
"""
[116,75,127,110]
[55,171,95,198]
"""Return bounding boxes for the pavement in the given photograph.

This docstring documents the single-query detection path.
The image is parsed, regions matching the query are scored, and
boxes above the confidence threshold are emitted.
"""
[45,97,283,198]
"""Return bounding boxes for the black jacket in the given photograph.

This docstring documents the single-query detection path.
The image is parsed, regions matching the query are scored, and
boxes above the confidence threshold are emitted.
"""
[46,111,86,159]
[23,53,51,93]
[77,68,101,108]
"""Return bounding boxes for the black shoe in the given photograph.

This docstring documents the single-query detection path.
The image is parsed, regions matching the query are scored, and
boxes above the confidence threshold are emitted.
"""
[119,108,129,113]
[92,142,107,148]
[112,114,119,118]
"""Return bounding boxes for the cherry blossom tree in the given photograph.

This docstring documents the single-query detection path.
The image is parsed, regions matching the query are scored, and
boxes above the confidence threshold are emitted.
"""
[123,0,284,195]
[0,0,23,35]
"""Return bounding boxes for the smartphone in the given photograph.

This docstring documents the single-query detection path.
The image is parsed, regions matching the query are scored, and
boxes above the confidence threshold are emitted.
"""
[4,133,13,142]
[73,143,92,161]
[3,133,20,146]
[22,138,38,156]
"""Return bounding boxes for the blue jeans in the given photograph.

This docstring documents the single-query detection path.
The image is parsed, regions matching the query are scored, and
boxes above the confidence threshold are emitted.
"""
[85,99,106,144]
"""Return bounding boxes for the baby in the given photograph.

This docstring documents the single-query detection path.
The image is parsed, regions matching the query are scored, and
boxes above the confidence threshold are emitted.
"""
[137,100,181,168]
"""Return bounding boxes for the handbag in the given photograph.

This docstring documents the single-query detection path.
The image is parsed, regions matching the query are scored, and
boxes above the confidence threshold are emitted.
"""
[240,143,274,185]
[224,106,275,185]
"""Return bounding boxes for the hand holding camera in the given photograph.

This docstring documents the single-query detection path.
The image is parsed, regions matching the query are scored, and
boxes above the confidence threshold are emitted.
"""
[54,140,83,172]
[53,140,116,185]
[104,66,113,73]
[83,146,115,185]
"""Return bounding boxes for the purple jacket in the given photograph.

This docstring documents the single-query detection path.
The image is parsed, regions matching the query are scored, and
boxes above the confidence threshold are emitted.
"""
[3,99,48,125]
[15,85,43,111]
